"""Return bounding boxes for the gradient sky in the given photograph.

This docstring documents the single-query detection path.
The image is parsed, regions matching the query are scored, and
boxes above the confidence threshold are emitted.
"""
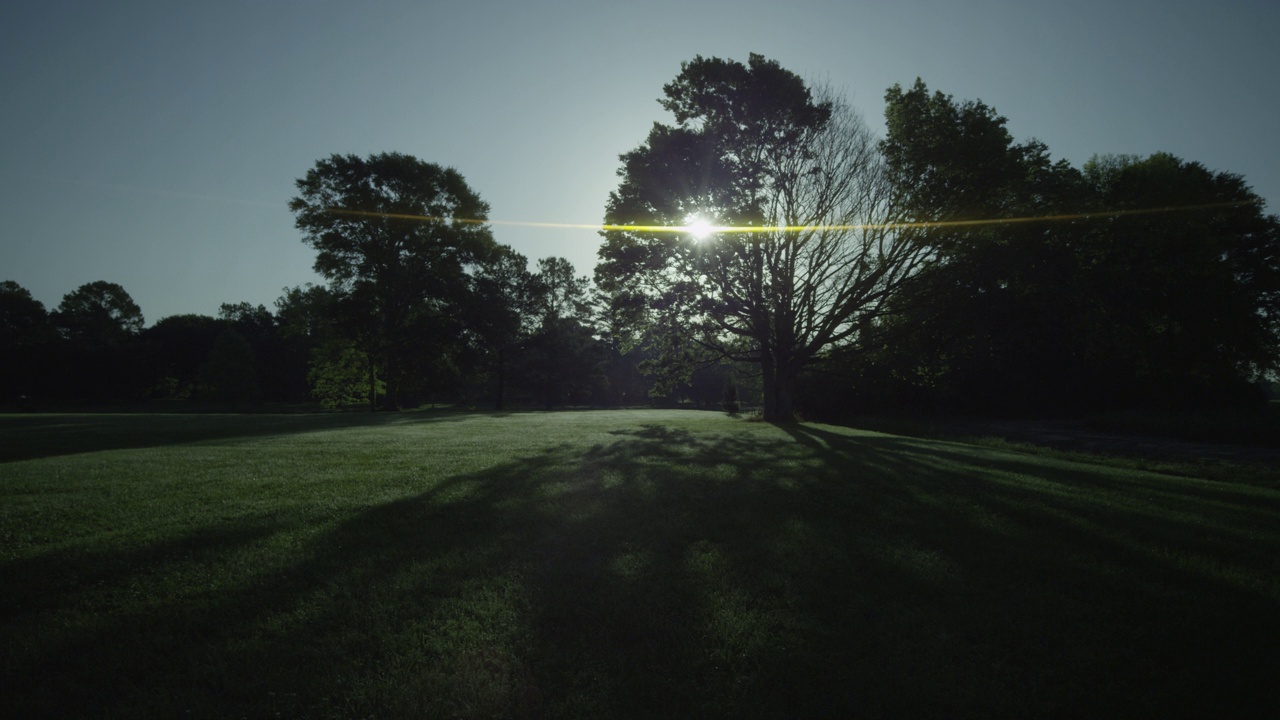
[3,0,1277,325]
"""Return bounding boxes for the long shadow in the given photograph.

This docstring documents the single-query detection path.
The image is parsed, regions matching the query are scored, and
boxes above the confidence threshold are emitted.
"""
[7,422,1279,718]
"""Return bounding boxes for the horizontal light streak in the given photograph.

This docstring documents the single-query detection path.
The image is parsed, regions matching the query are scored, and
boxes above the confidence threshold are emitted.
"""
[324,199,1258,235]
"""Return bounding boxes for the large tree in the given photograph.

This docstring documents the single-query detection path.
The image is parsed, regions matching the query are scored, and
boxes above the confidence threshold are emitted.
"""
[596,54,920,421]
[290,153,495,409]
[1078,152,1280,406]
[870,79,1093,411]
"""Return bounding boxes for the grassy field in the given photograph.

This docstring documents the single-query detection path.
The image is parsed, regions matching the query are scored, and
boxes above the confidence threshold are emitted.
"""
[2,409,1277,718]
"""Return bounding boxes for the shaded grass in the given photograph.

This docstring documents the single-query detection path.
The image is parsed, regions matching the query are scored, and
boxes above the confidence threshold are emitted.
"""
[1085,406,1280,448]
[2,410,1278,718]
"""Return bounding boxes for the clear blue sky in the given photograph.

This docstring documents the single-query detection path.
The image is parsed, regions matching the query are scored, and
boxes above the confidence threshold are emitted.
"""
[3,0,1277,325]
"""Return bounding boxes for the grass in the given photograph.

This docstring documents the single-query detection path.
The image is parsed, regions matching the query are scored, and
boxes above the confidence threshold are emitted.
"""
[2,409,1278,718]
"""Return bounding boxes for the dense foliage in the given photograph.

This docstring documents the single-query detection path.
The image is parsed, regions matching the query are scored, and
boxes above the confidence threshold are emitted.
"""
[830,80,1280,417]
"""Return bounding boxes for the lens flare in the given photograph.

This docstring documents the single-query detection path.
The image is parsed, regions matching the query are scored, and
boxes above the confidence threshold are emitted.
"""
[323,198,1258,235]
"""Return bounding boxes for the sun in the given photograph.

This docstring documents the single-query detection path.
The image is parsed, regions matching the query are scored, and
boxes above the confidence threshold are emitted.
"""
[684,215,718,240]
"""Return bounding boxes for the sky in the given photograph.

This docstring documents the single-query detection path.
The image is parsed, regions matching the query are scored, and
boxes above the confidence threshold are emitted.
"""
[3,0,1277,325]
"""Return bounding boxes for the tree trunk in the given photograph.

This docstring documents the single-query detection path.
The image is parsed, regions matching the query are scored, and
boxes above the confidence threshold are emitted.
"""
[366,350,377,412]
[761,351,797,423]
[495,346,506,410]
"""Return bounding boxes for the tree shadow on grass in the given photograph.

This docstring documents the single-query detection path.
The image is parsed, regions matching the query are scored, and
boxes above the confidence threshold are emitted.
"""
[6,421,1279,718]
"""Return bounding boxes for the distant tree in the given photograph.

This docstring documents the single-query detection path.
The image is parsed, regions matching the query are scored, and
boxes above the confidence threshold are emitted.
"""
[290,152,496,409]
[275,284,336,344]
[0,281,53,349]
[0,281,56,404]
[217,301,301,402]
[596,54,919,422]
[198,329,260,409]
[52,280,144,347]
[308,340,383,410]
[51,281,147,402]
[142,314,224,399]
[468,245,538,409]
[722,380,740,415]
[218,302,274,333]
[276,284,383,407]
[275,284,341,402]
[527,257,606,407]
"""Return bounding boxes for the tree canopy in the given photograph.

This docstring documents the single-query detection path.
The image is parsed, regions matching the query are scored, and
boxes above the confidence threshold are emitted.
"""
[857,79,1280,413]
[53,280,144,347]
[290,152,497,408]
[597,54,923,422]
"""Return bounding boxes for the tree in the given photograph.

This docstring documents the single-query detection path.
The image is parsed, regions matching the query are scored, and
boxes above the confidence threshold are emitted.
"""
[869,79,1280,413]
[0,281,56,404]
[308,340,383,410]
[1078,152,1280,407]
[290,152,496,409]
[0,281,53,349]
[276,283,383,408]
[142,313,224,399]
[52,281,147,402]
[52,280,144,347]
[275,284,341,403]
[198,329,259,409]
[596,54,920,422]
[467,245,538,409]
[526,257,606,408]
[217,301,302,403]
[870,78,1093,412]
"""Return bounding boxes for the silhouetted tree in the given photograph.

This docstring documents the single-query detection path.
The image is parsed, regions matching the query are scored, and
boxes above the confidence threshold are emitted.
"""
[868,78,1092,412]
[0,280,56,405]
[1077,152,1280,407]
[0,281,53,348]
[52,281,147,402]
[217,301,302,402]
[276,284,380,407]
[275,284,342,403]
[142,314,224,399]
[467,245,538,409]
[863,79,1280,413]
[53,280,144,347]
[596,54,919,422]
[527,257,606,407]
[198,329,259,409]
[290,152,495,409]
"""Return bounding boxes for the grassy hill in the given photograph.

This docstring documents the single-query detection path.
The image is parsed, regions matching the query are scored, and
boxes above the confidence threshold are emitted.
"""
[2,409,1277,718]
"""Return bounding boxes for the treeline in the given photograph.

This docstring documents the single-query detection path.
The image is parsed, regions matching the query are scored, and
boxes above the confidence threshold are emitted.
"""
[4,64,1278,418]
[818,80,1280,418]
[0,273,742,412]
[595,62,1280,421]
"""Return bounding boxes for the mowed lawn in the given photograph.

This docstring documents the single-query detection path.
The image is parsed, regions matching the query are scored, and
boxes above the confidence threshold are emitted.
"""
[2,410,1277,719]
